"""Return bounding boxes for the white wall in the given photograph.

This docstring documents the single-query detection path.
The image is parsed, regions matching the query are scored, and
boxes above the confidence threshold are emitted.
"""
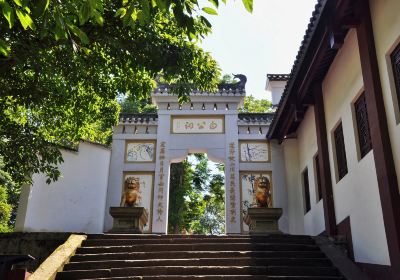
[322,29,390,265]
[296,107,325,236]
[282,138,304,235]
[266,80,287,106]
[270,140,289,233]
[104,134,157,232]
[370,0,400,192]
[16,142,111,233]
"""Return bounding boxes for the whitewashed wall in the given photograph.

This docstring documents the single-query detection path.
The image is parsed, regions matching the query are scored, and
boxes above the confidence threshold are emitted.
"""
[282,138,304,235]
[296,107,325,236]
[15,142,111,233]
[370,0,400,192]
[322,29,390,265]
[266,80,287,106]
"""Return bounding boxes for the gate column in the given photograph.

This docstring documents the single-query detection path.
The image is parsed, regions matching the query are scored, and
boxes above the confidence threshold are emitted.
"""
[151,113,171,234]
[225,113,241,234]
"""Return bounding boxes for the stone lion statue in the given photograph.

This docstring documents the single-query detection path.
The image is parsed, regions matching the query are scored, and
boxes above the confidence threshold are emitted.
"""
[120,176,142,207]
[254,176,272,207]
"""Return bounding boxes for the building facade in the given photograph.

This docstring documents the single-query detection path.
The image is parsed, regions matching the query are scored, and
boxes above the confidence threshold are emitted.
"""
[268,0,400,277]
[15,0,400,278]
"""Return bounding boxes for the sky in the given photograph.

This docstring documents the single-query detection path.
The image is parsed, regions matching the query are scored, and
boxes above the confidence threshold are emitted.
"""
[199,0,317,100]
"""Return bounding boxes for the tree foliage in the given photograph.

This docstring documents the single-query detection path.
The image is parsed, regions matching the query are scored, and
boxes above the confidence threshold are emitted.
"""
[240,95,272,113]
[0,156,15,232]
[119,95,157,114]
[219,73,234,84]
[168,154,225,234]
[0,0,253,57]
[0,1,235,186]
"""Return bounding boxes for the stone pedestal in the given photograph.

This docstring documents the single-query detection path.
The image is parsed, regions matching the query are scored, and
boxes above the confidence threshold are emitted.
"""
[245,207,283,235]
[109,207,148,233]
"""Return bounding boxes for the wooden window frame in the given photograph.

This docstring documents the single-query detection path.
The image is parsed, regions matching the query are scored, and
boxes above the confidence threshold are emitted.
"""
[354,93,372,159]
[390,42,400,110]
[302,168,311,214]
[314,154,323,202]
[333,122,348,181]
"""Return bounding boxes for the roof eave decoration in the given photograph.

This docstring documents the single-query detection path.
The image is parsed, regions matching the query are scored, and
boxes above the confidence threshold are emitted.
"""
[267,74,291,82]
[153,74,247,96]
[119,113,158,124]
[238,113,275,124]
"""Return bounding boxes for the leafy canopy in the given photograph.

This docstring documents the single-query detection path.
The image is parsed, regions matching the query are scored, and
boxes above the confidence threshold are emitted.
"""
[240,95,272,113]
[0,0,253,185]
[0,156,14,232]
[0,0,253,56]
[168,154,225,235]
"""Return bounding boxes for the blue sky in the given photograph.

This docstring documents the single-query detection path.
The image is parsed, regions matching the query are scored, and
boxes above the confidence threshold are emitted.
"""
[199,0,317,100]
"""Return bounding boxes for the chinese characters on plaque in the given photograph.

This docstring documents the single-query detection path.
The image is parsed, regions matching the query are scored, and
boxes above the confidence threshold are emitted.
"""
[172,117,224,134]
[157,141,166,222]
[228,142,237,224]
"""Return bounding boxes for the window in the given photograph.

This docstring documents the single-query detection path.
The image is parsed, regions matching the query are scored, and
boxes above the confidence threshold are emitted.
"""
[334,122,348,180]
[302,168,311,213]
[315,154,323,201]
[391,42,400,108]
[354,93,372,158]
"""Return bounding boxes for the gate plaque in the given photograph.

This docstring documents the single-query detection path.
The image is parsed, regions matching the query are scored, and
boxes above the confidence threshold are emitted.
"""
[172,116,224,134]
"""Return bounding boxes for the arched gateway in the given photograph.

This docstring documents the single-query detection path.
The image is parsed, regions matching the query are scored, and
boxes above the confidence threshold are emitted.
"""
[104,80,288,234]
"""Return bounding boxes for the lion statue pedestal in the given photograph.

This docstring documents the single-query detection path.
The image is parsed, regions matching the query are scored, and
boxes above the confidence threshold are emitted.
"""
[244,207,283,235]
[109,207,148,233]
[109,176,148,233]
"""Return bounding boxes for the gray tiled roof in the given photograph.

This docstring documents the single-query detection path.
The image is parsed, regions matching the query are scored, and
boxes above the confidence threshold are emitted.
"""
[238,113,275,124]
[267,74,290,81]
[119,113,158,123]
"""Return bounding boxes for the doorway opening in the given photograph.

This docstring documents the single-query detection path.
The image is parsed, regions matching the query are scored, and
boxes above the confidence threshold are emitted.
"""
[167,154,225,235]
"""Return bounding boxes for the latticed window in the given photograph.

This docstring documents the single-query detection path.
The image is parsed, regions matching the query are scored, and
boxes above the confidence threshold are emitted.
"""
[354,93,372,158]
[391,42,400,107]
[334,123,348,180]
[302,168,311,213]
[315,154,323,201]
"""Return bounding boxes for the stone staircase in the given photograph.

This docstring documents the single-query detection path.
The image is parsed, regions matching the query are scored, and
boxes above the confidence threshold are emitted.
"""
[56,234,345,280]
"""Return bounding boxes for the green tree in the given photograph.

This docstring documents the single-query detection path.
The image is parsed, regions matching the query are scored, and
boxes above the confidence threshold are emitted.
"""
[168,154,225,235]
[239,95,273,113]
[168,160,193,234]
[0,0,253,57]
[0,186,11,232]
[197,173,225,234]
[0,3,224,186]
[119,95,157,114]
[0,156,15,232]
[219,74,235,84]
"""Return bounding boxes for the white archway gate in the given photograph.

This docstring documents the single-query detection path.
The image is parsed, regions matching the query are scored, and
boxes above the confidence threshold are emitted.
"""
[104,84,285,234]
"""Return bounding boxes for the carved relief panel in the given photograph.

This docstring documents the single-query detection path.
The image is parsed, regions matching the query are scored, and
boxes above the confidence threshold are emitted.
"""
[125,140,156,163]
[239,141,270,162]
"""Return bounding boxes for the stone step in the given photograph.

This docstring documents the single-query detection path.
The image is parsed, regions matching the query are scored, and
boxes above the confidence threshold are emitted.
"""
[64,257,332,271]
[56,235,345,280]
[56,265,340,280]
[88,234,313,240]
[77,276,344,280]
[76,243,320,254]
[82,238,315,247]
[268,266,340,276]
[71,250,326,262]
